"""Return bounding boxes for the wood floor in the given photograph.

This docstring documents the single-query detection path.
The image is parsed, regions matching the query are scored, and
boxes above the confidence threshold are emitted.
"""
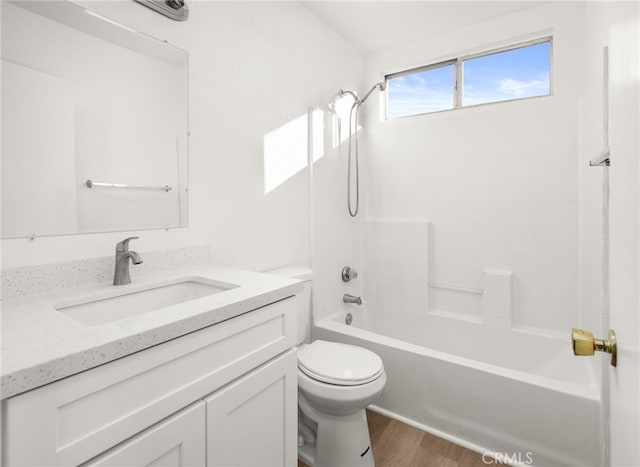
[299,409,502,467]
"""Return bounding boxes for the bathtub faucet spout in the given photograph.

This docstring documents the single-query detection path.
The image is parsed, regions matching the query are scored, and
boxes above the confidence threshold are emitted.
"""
[343,294,362,305]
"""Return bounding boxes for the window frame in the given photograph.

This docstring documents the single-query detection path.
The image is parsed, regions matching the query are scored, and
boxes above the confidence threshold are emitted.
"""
[385,36,553,119]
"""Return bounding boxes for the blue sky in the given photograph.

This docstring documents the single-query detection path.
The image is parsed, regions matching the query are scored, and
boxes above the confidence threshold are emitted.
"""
[387,41,550,118]
[463,41,550,105]
[388,64,455,118]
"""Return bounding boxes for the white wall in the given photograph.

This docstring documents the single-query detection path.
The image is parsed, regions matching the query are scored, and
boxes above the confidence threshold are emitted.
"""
[361,2,587,333]
[1,60,77,237]
[361,219,430,322]
[1,1,363,273]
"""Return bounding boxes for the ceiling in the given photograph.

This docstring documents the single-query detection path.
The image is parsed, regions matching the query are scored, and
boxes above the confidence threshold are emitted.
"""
[301,1,546,56]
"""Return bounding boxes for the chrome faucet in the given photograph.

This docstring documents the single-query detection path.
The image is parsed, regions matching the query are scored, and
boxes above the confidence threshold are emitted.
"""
[113,237,143,286]
[343,294,362,305]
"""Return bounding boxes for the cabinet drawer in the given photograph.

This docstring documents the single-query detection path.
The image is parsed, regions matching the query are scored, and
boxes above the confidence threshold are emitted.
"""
[3,297,296,466]
[82,402,205,467]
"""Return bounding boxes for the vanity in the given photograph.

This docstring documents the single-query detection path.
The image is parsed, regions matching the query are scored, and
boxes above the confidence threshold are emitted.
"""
[1,264,302,466]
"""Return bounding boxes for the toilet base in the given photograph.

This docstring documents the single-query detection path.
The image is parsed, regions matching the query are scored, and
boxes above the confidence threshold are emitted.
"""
[298,392,374,467]
[298,441,316,466]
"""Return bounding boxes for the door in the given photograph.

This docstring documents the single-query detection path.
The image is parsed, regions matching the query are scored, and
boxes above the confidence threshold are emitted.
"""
[608,2,639,466]
[205,349,297,467]
[83,402,206,467]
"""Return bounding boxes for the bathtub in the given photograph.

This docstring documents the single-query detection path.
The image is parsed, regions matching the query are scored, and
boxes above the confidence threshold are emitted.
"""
[314,309,602,467]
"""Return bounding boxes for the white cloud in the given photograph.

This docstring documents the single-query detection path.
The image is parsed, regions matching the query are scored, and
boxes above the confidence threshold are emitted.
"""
[387,78,454,117]
[498,76,548,97]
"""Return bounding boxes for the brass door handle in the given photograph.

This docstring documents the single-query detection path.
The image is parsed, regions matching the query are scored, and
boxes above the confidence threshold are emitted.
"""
[571,328,617,367]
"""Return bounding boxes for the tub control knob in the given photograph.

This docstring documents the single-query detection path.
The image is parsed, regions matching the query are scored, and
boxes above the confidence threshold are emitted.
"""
[571,328,617,367]
[342,266,358,282]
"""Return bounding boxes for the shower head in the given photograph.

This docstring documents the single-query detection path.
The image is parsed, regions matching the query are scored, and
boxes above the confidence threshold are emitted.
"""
[328,89,359,117]
[339,89,359,101]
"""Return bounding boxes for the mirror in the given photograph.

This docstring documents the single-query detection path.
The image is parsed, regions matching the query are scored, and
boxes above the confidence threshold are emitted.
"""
[1,1,188,239]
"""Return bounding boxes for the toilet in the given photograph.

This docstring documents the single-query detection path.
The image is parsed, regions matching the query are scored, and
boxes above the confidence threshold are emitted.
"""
[267,267,386,467]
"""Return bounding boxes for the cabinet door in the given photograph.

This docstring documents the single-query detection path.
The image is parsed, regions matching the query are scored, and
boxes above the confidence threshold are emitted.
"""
[84,402,205,467]
[205,349,297,467]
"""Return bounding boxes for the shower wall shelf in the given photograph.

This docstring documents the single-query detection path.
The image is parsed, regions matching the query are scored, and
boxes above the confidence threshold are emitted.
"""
[85,180,172,192]
[429,281,483,295]
[589,148,610,167]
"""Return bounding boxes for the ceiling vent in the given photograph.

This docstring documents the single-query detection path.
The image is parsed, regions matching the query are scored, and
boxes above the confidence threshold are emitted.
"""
[133,0,188,21]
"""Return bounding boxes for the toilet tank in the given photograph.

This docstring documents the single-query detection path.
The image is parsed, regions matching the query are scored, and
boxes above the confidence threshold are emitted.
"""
[265,266,313,344]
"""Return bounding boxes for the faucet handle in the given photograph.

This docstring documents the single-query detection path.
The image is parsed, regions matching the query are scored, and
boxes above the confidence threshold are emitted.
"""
[341,266,358,282]
[116,236,139,252]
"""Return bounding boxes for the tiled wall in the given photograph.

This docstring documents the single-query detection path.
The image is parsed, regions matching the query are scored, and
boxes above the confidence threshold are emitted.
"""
[362,3,586,334]
[362,219,516,329]
[361,219,430,320]
[363,98,579,333]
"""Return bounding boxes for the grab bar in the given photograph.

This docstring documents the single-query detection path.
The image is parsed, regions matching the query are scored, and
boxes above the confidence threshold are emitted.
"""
[85,180,172,192]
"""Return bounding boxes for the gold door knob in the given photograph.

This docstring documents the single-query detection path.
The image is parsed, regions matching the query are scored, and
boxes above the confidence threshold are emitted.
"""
[571,328,617,367]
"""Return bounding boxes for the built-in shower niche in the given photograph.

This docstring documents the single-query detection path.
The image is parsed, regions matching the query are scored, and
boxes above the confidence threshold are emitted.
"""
[361,218,515,329]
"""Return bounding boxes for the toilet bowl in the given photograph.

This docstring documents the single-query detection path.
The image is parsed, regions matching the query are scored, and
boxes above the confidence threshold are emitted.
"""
[266,267,386,467]
[298,340,386,467]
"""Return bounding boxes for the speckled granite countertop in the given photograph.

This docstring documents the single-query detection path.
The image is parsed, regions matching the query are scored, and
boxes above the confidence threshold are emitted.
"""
[1,265,302,399]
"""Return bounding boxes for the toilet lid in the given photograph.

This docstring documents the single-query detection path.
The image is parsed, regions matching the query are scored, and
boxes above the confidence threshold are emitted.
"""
[297,340,384,386]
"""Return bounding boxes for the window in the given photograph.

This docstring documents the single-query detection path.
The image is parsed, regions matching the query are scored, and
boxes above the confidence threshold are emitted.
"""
[386,38,552,119]
[387,62,455,119]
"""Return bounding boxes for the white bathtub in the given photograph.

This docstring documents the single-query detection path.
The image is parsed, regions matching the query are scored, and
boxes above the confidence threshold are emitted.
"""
[314,309,602,467]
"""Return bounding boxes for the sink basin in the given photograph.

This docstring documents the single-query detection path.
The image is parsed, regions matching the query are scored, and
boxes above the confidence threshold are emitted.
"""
[56,278,238,326]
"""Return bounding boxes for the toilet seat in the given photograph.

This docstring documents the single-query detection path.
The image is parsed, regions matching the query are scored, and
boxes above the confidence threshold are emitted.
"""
[298,340,384,386]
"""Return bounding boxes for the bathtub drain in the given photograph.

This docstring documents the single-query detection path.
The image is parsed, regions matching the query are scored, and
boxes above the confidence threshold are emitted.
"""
[345,313,353,325]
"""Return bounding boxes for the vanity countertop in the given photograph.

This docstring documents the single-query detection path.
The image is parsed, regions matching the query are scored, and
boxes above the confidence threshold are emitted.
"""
[0,265,303,399]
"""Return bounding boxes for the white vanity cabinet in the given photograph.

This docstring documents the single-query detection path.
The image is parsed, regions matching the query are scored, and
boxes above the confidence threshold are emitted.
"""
[2,297,298,467]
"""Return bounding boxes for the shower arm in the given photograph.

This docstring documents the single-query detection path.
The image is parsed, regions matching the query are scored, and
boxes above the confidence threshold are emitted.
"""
[359,81,386,105]
[332,82,386,110]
